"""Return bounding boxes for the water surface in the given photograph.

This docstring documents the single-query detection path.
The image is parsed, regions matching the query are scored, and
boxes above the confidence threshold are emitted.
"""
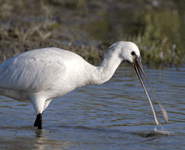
[0,66,184,150]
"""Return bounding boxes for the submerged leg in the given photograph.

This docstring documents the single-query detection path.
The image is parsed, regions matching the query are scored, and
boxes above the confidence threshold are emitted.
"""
[34,113,42,129]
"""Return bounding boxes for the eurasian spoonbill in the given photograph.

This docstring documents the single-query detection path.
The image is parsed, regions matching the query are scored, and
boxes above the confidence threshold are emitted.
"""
[0,41,168,129]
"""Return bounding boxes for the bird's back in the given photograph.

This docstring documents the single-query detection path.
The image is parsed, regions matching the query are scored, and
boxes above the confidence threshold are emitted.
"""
[0,47,93,100]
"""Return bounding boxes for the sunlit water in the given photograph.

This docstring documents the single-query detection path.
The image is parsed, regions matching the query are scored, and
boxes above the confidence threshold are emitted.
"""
[0,66,184,150]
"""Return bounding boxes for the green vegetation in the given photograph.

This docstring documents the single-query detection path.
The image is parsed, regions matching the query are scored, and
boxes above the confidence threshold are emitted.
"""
[0,0,185,69]
[83,8,185,69]
[134,10,184,69]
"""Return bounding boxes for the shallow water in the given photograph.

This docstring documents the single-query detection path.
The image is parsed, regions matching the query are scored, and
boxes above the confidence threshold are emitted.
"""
[0,66,184,150]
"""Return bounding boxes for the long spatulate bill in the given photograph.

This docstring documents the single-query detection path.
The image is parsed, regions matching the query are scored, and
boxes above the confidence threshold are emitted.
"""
[135,57,168,123]
[133,61,160,125]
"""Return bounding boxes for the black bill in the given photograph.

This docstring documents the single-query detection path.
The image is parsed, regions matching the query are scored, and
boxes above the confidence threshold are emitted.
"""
[133,57,168,125]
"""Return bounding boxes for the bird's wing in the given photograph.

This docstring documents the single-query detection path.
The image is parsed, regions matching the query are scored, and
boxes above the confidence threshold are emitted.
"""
[0,48,66,92]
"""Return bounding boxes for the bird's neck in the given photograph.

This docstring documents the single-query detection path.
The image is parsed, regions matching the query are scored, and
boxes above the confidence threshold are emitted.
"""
[90,47,122,85]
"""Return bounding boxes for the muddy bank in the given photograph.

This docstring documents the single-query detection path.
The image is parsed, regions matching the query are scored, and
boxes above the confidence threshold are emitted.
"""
[0,0,183,68]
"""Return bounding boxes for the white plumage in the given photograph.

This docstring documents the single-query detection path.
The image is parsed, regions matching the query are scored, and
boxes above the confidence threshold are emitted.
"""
[0,41,167,129]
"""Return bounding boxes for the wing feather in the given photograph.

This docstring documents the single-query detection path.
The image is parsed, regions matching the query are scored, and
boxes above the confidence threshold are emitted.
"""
[0,48,66,92]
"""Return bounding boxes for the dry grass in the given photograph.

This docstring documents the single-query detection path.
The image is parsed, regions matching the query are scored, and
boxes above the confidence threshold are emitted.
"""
[0,0,183,69]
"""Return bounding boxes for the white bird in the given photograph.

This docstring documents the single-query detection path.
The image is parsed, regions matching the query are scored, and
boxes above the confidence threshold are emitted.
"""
[0,41,168,129]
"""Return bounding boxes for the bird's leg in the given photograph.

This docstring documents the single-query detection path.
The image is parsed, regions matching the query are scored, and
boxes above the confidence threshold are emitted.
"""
[34,113,42,129]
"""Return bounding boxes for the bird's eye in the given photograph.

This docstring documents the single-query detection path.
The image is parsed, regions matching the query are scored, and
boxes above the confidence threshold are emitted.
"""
[131,51,135,56]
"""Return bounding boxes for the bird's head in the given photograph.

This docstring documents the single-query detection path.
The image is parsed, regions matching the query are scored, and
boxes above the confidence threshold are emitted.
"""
[118,41,140,64]
[111,41,168,125]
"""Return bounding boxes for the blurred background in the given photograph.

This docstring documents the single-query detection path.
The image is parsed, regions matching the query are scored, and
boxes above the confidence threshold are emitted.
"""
[0,0,184,69]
